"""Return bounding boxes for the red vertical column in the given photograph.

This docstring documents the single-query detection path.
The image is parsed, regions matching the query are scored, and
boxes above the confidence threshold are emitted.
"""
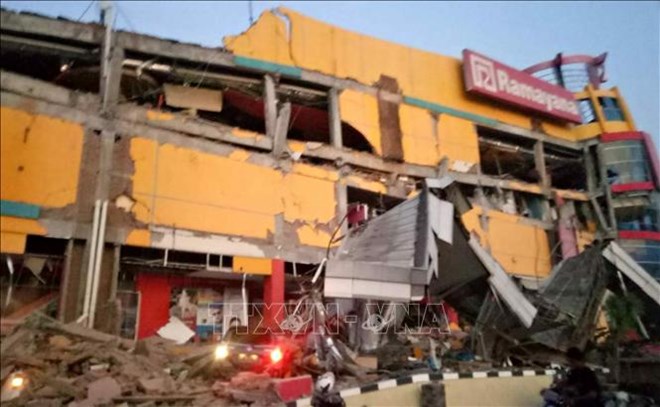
[263,259,285,330]
[136,273,172,339]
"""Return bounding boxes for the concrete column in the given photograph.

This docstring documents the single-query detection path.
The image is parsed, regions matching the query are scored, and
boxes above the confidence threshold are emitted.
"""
[534,140,550,193]
[583,145,599,194]
[263,259,285,330]
[58,239,86,323]
[328,88,343,148]
[272,102,291,157]
[92,244,121,334]
[596,143,618,234]
[264,74,277,139]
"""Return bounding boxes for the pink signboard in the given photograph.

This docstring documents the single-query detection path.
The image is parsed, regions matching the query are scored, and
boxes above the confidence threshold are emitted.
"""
[462,49,582,123]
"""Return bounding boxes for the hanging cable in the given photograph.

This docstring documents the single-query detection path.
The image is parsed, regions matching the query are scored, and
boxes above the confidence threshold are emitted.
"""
[77,0,96,21]
[116,2,137,32]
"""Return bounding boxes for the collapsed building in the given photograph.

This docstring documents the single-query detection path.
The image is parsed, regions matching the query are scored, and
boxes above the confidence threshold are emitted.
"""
[1,6,659,365]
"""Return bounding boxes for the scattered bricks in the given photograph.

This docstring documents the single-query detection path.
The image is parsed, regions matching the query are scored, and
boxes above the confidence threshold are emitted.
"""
[32,385,59,399]
[1,328,32,356]
[138,377,167,395]
[25,399,65,407]
[230,371,273,392]
[40,375,85,399]
[86,376,122,405]
[273,375,313,403]
[355,356,378,370]
[133,340,150,356]
[48,335,73,349]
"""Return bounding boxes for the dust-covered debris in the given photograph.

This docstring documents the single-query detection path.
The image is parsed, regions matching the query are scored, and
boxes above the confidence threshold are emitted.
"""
[0,314,282,406]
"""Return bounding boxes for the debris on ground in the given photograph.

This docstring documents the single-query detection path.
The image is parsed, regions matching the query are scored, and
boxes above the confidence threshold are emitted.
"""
[0,314,268,406]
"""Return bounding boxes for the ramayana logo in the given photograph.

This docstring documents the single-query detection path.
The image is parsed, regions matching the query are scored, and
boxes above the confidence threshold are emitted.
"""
[470,53,579,116]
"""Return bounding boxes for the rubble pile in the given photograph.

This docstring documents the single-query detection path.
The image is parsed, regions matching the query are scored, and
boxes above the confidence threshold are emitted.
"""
[0,314,269,407]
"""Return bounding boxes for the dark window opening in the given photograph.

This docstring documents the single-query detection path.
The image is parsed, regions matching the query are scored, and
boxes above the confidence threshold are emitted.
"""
[515,193,547,220]
[0,36,99,85]
[575,201,596,227]
[347,186,405,222]
[470,186,547,219]
[284,262,316,276]
[121,245,236,269]
[221,255,233,269]
[24,236,68,256]
[599,97,625,122]
[1,252,64,318]
[121,246,165,263]
[477,127,539,183]
[209,254,221,268]
[341,124,374,153]
[544,144,586,190]
[167,250,207,266]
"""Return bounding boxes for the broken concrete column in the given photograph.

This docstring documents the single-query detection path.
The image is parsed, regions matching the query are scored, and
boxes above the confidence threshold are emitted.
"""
[92,245,121,334]
[328,88,343,149]
[264,74,277,139]
[58,240,86,323]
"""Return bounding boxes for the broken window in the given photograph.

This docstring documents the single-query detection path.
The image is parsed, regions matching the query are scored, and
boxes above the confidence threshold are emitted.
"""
[284,262,316,277]
[614,192,660,232]
[602,140,653,185]
[478,127,586,190]
[0,35,100,87]
[1,236,67,319]
[617,239,660,281]
[544,144,587,191]
[121,246,236,270]
[346,186,404,227]
[477,127,539,183]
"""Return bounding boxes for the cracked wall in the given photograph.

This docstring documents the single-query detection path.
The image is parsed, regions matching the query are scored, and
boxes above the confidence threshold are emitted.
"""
[224,7,578,141]
[129,137,338,249]
[0,107,83,252]
[1,107,83,207]
[462,205,552,278]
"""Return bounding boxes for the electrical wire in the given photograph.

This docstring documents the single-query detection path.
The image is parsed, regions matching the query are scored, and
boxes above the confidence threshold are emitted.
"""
[325,212,350,260]
[77,1,96,21]
[116,2,137,32]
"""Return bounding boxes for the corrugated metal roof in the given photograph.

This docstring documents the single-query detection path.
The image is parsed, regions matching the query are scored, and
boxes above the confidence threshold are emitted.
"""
[325,188,454,301]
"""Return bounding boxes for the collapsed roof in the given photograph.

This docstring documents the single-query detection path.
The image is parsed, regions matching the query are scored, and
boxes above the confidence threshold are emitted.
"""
[323,178,660,359]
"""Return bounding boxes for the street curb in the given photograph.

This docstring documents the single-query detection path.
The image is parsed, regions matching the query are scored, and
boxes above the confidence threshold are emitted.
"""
[285,367,610,407]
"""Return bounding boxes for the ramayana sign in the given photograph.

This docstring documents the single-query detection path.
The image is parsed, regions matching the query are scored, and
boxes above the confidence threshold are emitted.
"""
[462,49,582,123]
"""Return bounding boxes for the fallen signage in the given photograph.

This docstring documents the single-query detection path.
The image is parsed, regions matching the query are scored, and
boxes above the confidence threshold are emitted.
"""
[463,49,582,123]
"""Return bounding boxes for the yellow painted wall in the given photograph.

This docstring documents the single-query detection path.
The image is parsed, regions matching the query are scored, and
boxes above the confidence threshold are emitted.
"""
[233,256,272,275]
[462,206,552,277]
[343,176,387,194]
[129,138,338,247]
[0,232,26,254]
[0,216,46,236]
[437,114,480,169]
[0,107,83,208]
[0,216,45,255]
[225,11,295,67]
[339,89,382,155]
[225,8,577,142]
[400,104,438,166]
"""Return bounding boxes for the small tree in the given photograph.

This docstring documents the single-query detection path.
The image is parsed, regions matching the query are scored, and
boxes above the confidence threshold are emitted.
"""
[604,294,643,383]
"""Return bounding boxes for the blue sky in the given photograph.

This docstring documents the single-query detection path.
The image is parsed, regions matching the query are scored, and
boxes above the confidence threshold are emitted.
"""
[3,1,659,144]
